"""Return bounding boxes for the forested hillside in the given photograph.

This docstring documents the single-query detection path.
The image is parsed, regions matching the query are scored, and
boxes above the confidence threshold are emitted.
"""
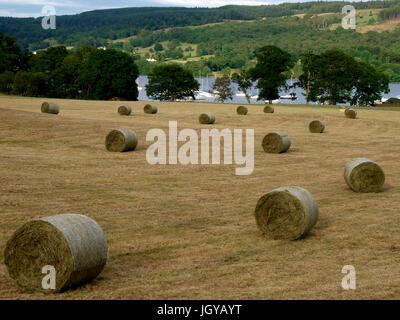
[1,1,400,80]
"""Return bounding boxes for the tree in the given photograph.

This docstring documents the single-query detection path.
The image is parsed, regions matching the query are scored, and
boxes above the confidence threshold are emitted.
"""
[146,63,199,101]
[12,71,31,96]
[250,45,293,104]
[351,61,389,106]
[232,69,253,104]
[307,50,359,105]
[154,43,164,52]
[0,71,15,94]
[78,49,139,100]
[213,75,234,103]
[297,51,318,104]
[0,33,21,74]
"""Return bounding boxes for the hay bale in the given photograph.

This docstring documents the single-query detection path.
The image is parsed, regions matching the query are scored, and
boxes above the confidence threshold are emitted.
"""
[41,102,59,115]
[344,158,385,192]
[118,105,132,116]
[4,214,108,292]
[105,129,138,152]
[199,112,216,124]
[262,131,291,153]
[309,120,325,133]
[144,104,158,114]
[237,106,248,115]
[255,186,319,240]
[264,105,274,113]
[345,108,357,119]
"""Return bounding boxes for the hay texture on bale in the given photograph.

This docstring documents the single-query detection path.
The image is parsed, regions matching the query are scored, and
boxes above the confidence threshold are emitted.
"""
[199,112,216,124]
[262,131,291,153]
[309,120,325,133]
[255,186,319,240]
[344,158,385,193]
[345,108,357,119]
[118,105,132,116]
[237,106,248,115]
[4,214,108,293]
[144,104,158,114]
[41,102,59,115]
[105,129,138,152]
[264,105,274,113]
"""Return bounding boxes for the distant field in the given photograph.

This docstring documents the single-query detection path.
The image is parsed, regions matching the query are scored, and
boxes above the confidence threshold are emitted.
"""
[0,96,399,299]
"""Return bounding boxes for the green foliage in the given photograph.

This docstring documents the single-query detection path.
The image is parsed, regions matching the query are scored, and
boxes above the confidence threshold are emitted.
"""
[0,71,14,94]
[213,75,234,103]
[232,69,253,104]
[0,33,21,73]
[146,63,199,101]
[250,45,294,103]
[12,71,31,96]
[78,48,139,100]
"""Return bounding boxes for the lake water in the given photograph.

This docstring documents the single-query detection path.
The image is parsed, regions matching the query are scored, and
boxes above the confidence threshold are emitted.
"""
[137,76,400,105]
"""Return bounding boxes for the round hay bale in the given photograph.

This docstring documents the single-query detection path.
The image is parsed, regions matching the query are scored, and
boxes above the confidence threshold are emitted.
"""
[262,131,291,153]
[309,120,325,133]
[255,186,319,240]
[199,112,216,124]
[118,105,132,116]
[345,108,357,119]
[344,158,385,193]
[4,214,108,293]
[144,104,158,114]
[264,105,274,113]
[105,129,138,152]
[237,106,248,115]
[41,102,59,115]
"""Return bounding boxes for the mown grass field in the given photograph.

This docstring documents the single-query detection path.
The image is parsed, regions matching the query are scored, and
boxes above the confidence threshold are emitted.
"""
[0,96,399,299]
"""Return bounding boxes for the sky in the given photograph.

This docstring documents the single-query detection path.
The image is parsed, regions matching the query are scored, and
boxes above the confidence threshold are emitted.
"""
[0,0,337,18]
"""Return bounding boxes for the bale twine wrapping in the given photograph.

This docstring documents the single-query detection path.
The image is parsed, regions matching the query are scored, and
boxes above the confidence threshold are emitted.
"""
[199,112,216,124]
[144,104,158,114]
[105,129,138,152]
[255,186,319,240]
[344,158,385,192]
[4,214,108,292]
[345,108,357,119]
[262,131,291,153]
[237,106,248,115]
[309,120,325,133]
[118,105,132,116]
[41,102,59,115]
[264,105,274,113]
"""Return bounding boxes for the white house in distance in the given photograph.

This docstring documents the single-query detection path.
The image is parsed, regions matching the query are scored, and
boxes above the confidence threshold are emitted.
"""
[146,58,156,62]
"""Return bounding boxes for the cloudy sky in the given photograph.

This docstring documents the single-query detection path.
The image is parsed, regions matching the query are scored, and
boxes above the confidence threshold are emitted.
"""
[0,0,331,17]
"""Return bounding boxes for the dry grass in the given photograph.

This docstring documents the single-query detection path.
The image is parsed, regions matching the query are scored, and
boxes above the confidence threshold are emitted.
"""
[0,96,400,299]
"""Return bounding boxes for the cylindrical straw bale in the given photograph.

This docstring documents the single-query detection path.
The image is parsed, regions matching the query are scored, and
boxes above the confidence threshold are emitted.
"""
[255,186,319,240]
[105,129,138,152]
[237,106,248,115]
[41,102,59,115]
[309,120,325,133]
[118,105,132,116]
[264,105,274,113]
[199,112,216,124]
[144,104,158,114]
[345,108,357,119]
[344,158,385,192]
[262,131,291,153]
[4,214,108,292]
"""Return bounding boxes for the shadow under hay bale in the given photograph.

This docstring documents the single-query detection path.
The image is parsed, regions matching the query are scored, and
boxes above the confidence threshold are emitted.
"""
[262,131,291,153]
[345,108,357,119]
[199,112,216,124]
[309,120,325,133]
[144,104,158,114]
[344,158,385,193]
[41,102,59,115]
[264,105,274,113]
[255,186,319,240]
[237,106,248,115]
[4,214,108,293]
[105,129,138,152]
[118,105,132,116]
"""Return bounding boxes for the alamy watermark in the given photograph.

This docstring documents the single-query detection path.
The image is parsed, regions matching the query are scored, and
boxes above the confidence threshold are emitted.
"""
[341,265,356,290]
[342,5,356,30]
[41,6,56,30]
[146,121,254,176]
[42,265,56,290]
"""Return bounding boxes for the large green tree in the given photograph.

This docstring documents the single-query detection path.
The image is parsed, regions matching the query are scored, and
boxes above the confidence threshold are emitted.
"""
[213,75,234,103]
[0,33,21,73]
[146,63,199,101]
[232,69,253,104]
[78,48,139,100]
[0,71,14,94]
[250,45,294,104]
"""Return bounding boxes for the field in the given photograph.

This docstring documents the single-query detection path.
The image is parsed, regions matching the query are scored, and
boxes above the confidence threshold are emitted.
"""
[0,96,400,299]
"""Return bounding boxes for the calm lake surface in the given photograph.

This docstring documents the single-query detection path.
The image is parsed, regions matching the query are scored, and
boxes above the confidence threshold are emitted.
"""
[137,76,400,105]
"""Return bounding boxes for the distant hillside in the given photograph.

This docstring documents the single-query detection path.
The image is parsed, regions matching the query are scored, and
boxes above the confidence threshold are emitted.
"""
[0,1,397,51]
